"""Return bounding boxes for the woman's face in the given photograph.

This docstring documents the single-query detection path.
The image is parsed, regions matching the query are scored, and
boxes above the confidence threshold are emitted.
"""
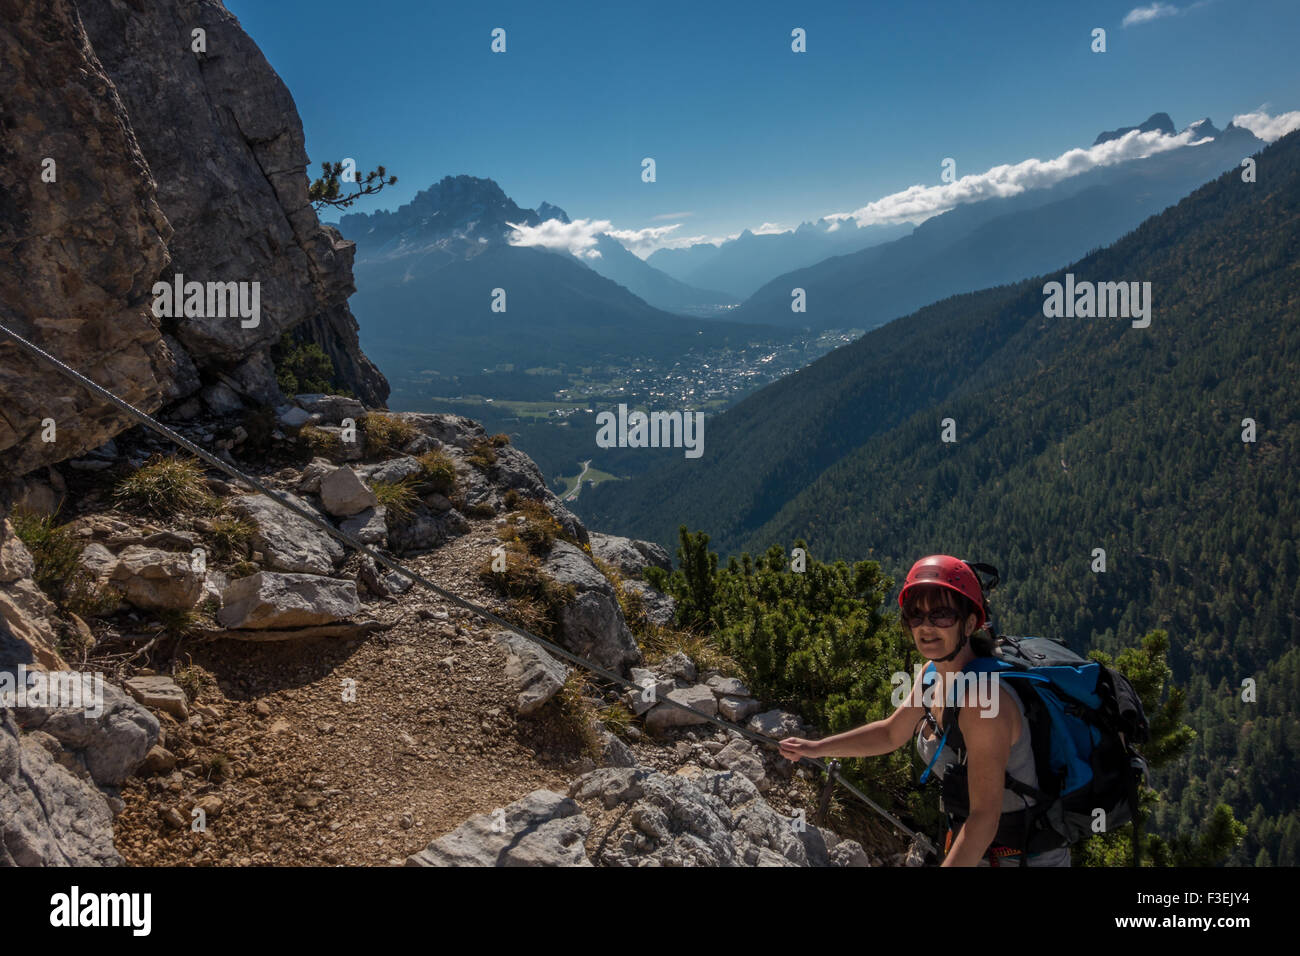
[905,587,975,659]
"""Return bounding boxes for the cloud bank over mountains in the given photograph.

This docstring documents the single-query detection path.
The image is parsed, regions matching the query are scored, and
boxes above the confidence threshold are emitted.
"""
[505,109,1299,261]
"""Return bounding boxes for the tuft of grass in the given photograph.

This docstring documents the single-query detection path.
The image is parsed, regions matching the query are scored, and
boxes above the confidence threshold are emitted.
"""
[229,559,259,579]
[372,477,419,521]
[11,510,83,597]
[113,455,218,516]
[155,608,199,635]
[361,413,418,456]
[465,501,497,519]
[498,498,562,555]
[416,450,457,495]
[204,515,255,562]
[465,438,498,471]
[486,433,511,447]
[64,572,121,620]
[640,627,738,676]
[478,543,575,640]
[555,671,604,760]
[173,664,206,703]
[299,424,342,457]
[503,488,521,510]
[204,752,231,781]
[599,700,636,741]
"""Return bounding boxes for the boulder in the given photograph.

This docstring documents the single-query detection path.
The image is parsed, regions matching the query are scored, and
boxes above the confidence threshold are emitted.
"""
[567,766,854,867]
[216,571,359,630]
[318,466,377,517]
[339,507,386,545]
[275,404,311,429]
[589,532,672,578]
[297,457,336,494]
[540,541,640,673]
[358,456,423,485]
[294,394,366,424]
[230,493,345,575]
[490,631,568,716]
[0,711,122,865]
[644,684,718,735]
[10,675,159,788]
[658,651,697,682]
[405,789,591,867]
[387,508,470,555]
[713,738,767,790]
[707,675,751,698]
[108,545,204,611]
[718,696,762,722]
[747,709,809,741]
[123,675,189,720]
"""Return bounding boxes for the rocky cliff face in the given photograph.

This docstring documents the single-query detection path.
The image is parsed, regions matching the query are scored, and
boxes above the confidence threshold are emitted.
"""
[0,0,388,481]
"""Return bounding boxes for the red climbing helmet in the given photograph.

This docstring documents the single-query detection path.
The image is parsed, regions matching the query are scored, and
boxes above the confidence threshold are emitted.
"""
[898,555,989,629]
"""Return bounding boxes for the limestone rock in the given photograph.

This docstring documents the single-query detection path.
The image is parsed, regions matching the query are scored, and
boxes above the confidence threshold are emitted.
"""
[589,532,672,578]
[747,709,810,741]
[644,684,718,735]
[294,394,366,424]
[230,493,345,575]
[405,790,591,867]
[339,507,387,545]
[123,676,190,720]
[319,466,378,517]
[217,571,359,630]
[490,630,568,716]
[108,546,204,611]
[540,541,640,674]
[0,711,122,865]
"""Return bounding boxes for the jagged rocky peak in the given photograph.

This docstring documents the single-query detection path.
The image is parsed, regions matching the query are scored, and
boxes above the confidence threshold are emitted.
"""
[0,0,389,481]
[339,175,568,250]
[1184,117,1222,139]
[536,201,571,224]
[1092,111,1177,145]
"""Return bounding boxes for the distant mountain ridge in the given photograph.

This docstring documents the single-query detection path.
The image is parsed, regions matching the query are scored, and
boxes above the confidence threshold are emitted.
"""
[723,114,1265,330]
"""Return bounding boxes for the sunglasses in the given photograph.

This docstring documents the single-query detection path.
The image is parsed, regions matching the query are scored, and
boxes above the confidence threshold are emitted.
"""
[904,607,960,629]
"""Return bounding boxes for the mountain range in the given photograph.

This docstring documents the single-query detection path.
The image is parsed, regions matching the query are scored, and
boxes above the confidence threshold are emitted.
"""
[725,115,1265,330]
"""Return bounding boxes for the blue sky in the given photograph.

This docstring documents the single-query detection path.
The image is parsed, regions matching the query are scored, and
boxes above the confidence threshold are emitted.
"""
[228,0,1300,253]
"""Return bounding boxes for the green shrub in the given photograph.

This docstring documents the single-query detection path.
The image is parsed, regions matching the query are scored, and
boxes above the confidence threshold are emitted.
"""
[11,510,82,596]
[273,333,352,396]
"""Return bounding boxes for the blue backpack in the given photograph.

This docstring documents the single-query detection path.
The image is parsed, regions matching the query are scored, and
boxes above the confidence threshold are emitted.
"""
[919,634,1152,864]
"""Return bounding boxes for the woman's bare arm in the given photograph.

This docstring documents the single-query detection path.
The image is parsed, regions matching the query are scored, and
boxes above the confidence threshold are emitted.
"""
[779,675,926,760]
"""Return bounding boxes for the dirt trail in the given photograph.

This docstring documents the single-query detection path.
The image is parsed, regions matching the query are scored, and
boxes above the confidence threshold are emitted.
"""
[114,521,586,866]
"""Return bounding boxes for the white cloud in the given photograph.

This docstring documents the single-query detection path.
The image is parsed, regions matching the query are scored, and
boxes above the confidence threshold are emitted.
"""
[507,217,610,259]
[823,125,1213,229]
[604,223,687,256]
[1123,3,1180,27]
[753,222,788,235]
[1231,109,1300,142]
[650,210,694,221]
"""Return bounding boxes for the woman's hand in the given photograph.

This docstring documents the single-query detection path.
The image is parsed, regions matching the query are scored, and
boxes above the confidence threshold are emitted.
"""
[778,737,821,763]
